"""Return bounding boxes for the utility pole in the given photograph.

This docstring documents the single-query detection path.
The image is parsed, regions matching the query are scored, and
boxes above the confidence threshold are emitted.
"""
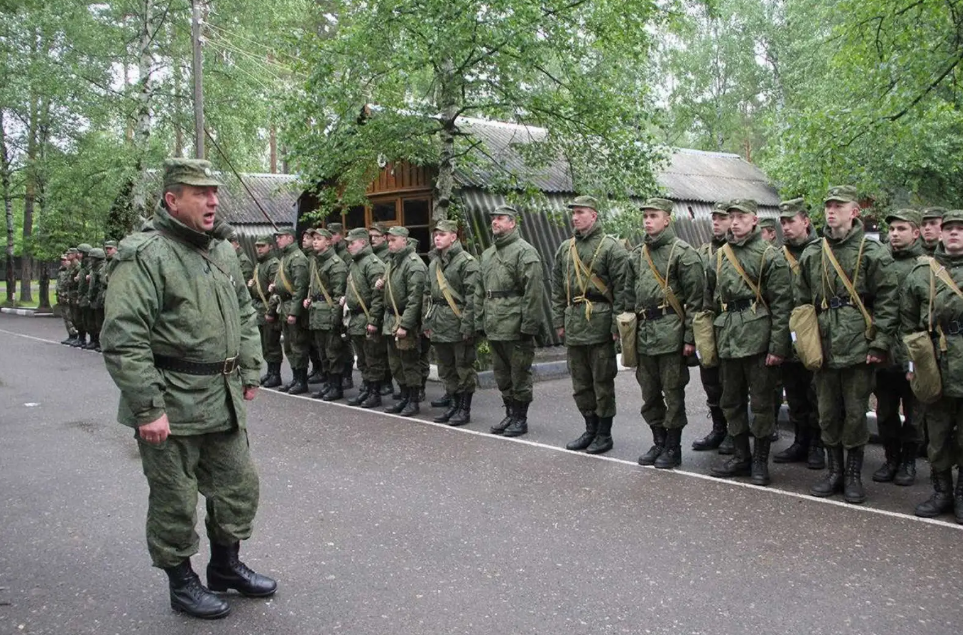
[191,0,205,159]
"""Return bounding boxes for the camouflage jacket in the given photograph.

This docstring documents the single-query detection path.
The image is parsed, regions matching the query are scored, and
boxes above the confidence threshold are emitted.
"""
[382,243,426,335]
[77,257,92,308]
[235,246,254,282]
[475,228,544,341]
[424,241,478,343]
[251,252,280,325]
[88,259,107,309]
[274,241,310,318]
[346,246,385,336]
[307,248,347,331]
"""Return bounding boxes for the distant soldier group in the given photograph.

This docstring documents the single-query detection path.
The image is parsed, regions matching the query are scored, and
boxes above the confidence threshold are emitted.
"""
[56,240,117,351]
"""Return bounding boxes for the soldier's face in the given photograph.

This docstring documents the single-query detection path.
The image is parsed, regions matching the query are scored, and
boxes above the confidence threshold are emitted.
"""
[433,231,456,251]
[943,222,963,255]
[711,212,731,238]
[105,246,117,258]
[331,233,342,244]
[255,244,271,257]
[369,232,385,246]
[276,234,294,248]
[347,238,367,255]
[165,185,219,233]
[761,227,777,243]
[491,214,515,236]
[824,201,859,231]
[728,211,756,240]
[301,234,313,249]
[570,207,597,234]
[780,214,809,243]
[312,235,331,252]
[643,210,671,237]
[922,218,942,243]
[887,220,919,250]
[387,235,407,252]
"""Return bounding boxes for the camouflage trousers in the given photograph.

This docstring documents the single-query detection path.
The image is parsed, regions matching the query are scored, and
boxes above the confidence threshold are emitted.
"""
[136,427,259,569]
[875,366,922,444]
[281,317,311,370]
[814,364,874,449]
[720,353,778,439]
[71,303,84,335]
[923,395,963,471]
[782,361,819,433]
[433,339,478,395]
[420,335,431,385]
[699,364,724,409]
[90,308,104,339]
[567,341,618,418]
[60,302,76,336]
[259,322,283,364]
[312,329,344,376]
[636,352,690,430]
[351,333,387,384]
[490,338,535,404]
[387,334,423,388]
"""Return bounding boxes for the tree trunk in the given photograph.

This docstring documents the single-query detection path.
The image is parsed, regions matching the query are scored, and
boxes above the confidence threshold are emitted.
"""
[131,0,154,220]
[269,125,278,173]
[20,90,39,304]
[432,58,459,224]
[37,265,51,312]
[1,110,15,306]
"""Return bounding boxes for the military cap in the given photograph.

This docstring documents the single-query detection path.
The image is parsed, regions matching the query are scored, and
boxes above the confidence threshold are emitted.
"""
[824,185,858,204]
[103,240,117,248]
[77,243,92,254]
[886,208,922,227]
[387,226,410,238]
[434,219,459,233]
[67,247,79,255]
[162,158,222,189]
[315,228,333,239]
[226,229,240,242]
[347,227,370,241]
[60,253,69,260]
[370,222,388,235]
[304,227,318,236]
[711,200,730,216]
[89,248,106,259]
[327,222,344,234]
[727,199,759,215]
[274,227,296,237]
[942,210,963,226]
[567,195,600,211]
[778,197,808,219]
[758,217,777,229]
[488,204,519,218]
[640,197,674,214]
[254,235,273,246]
[921,206,948,221]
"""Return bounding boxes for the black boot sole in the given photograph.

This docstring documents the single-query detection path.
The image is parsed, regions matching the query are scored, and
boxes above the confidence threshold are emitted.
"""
[171,600,231,619]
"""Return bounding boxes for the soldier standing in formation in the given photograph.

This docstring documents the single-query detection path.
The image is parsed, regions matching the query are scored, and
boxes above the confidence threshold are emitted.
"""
[327,222,356,391]
[920,207,945,256]
[76,243,93,349]
[475,205,544,437]
[86,247,107,352]
[758,216,779,244]
[551,195,628,455]
[66,247,84,347]
[344,227,388,408]
[251,235,282,387]
[57,252,78,344]
[424,219,478,426]
[796,185,898,504]
[304,228,348,401]
[271,227,311,395]
[622,198,704,468]
[368,222,394,396]
[230,231,254,281]
[706,199,792,486]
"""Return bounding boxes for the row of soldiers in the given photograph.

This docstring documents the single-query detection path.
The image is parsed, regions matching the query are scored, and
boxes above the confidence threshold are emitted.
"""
[56,241,118,351]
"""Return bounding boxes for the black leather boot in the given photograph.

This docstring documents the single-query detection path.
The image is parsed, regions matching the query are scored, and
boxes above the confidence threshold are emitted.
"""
[916,469,954,518]
[810,445,844,497]
[360,382,383,409]
[307,361,324,384]
[91,335,102,352]
[431,392,453,408]
[277,366,297,393]
[381,379,394,396]
[385,387,410,414]
[954,469,963,524]
[751,436,772,486]
[288,368,310,395]
[434,392,462,423]
[586,416,614,454]
[503,401,529,437]
[717,434,735,455]
[711,434,752,477]
[341,367,354,390]
[894,442,917,486]
[261,362,282,388]
[347,381,371,406]
[773,424,809,463]
[392,384,404,400]
[399,389,421,417]
[807,434,826,470]
[448,393,472,426]
[310,373,330,399]
[843,446,866,504]
[61,335,75,345]
[207,542,277,598]
[566,413,598,451]
[164,559,230,619]
[638,427,667,466]
[654,427,682,469]
[71,332,87,348]
[872,441,900,483]
[692,406,727,451]
[490,398,515,435]
[322,377,344,402]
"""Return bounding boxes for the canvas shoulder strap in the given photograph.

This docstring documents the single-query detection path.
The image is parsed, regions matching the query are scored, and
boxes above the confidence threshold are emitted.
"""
[783,246,800,274]
[310,258,335,307]
[568,234,612,301]
[348,271,371,321]
[384,262,402,329]
[821,237,872,330]
[277,254,294,294]
[642,242,685,318]
[253,263,269,307]
[434,261,464,318]
[721,243,769,311]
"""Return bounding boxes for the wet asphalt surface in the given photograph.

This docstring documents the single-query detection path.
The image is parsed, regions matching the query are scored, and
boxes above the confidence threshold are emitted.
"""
[1,313,962,635]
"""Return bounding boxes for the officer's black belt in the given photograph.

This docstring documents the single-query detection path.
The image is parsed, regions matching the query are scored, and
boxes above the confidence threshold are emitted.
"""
[722,298,754,312]
[154,354,240,376]
[485,289,520,299]
[638,305,675,321]
[570,292,610,306]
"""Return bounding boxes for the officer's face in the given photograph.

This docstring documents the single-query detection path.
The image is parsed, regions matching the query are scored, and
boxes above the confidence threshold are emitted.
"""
[710,212,731,238]
[922,218,943,243]
[491,214,516,236]
[728,211,756,240]
[387,234,407,252]
[312,235,331,252]
[570,207,597,234]
[643,210,671,237]
[165,185,219,233]
[942,222,963,255]
[780,213,810,243]
[824,201,860,232]
[255,244,272,257]
[887,220,919,250]
[433,230,457,251]
[347,238,367,255]
[369,232,385,246]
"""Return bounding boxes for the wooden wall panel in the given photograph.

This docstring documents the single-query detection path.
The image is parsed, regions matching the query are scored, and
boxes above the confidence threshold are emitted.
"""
[367,161,433,196]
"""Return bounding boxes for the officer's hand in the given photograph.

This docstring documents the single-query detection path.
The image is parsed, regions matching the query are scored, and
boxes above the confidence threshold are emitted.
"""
[375,278,385,290]
[138,414,170,445]
[556,327,565,340]
[765,354,784,367]
[396,326,408,338]
[243,385,258,401]
[286,315,297,325]
[367,324,378,334]
[867,352,886,365]
[268,283,275,293]
[303,298,311,308]
[683,344,696,357]
[265,314,276,323]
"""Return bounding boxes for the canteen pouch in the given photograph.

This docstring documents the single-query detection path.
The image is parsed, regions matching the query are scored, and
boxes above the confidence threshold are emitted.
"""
[903,331,942,404]
[692,310,718,368]
[616,312,639,368]
[789,304,823,371]
[393,329,418,351]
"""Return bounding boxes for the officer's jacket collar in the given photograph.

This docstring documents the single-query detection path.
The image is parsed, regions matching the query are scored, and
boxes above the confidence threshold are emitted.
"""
[256,251,274,263]
[891,238,924,260]
[644,226,676,249]
[316,247,335,263]
[494,227,520,249]
[389,244,414,263]
[153,207,212,250]
[725,226,761,248]
[822,219,865,246]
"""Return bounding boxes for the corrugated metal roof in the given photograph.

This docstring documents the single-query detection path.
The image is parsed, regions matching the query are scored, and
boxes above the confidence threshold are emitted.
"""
[658,149,781,206]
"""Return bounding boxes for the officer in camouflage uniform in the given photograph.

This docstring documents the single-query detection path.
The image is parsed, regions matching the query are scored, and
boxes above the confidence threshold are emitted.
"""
[774,198,825,469]
[57,252,78,344]
[101,159,275,619]
[369,222,394,396]
[250,236,283,388]
[872,209,925,486]
[327,222,356,390]
[86,247,107,352]
[344,227,388,408]
[424,219,478,426]
[921,207,946,256]
[796,185,898,504]
[707,199,793,486]
[622,198,704,468]
[475,205,545,437]
[381,226,427,416]
[692,202,733,453]
[901,209,963,520]
[304,228,348,401]
[271,226,311,395]
[551,195,628,455]
[229,231,254,282]
[76,243,94,349]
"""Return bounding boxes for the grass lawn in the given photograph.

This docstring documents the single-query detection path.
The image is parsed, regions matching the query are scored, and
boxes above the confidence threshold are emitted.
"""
[0,280,43,309]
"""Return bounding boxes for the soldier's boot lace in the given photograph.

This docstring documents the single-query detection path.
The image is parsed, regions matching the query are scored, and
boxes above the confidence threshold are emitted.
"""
[503,400,529,437]
[490,398,515,435]
[165,559,230,620]
[810,444,844,497]
[842,446,867,504]
[915,469,954,518]
[692,406,727,451]
[207,542,277,598]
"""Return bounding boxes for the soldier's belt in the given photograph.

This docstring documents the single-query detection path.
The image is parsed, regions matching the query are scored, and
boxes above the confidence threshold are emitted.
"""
[721,298,754,312]
[816,295,875,314]
[484,289,521,299]
[569,291,610,306]
[348,306,367,315]
[638,305,675,321]
[942,320,963,336]
[154,354,240,376]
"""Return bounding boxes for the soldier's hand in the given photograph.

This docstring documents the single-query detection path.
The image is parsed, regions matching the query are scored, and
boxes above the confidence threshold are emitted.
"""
[286,315,297,325]
[138,414,170,445]
[556,327,565,340]
[765,354,784,367]
[867,352,886,365]
[268,283,276,293]
[612,333,619,342]
[243,385,258,401]
[339,296,346,306]
[367,324,378,334]
[683,344,696,357]
[303,298,311,308]
[265,314,276,323]
[424,329,431,338]
[396,326,408,338]
[375,278,385,290]
[247,279,254,288]
[906,371,914,382]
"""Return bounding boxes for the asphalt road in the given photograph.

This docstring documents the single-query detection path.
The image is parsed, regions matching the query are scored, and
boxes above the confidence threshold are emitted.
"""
[1,313,961,635]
